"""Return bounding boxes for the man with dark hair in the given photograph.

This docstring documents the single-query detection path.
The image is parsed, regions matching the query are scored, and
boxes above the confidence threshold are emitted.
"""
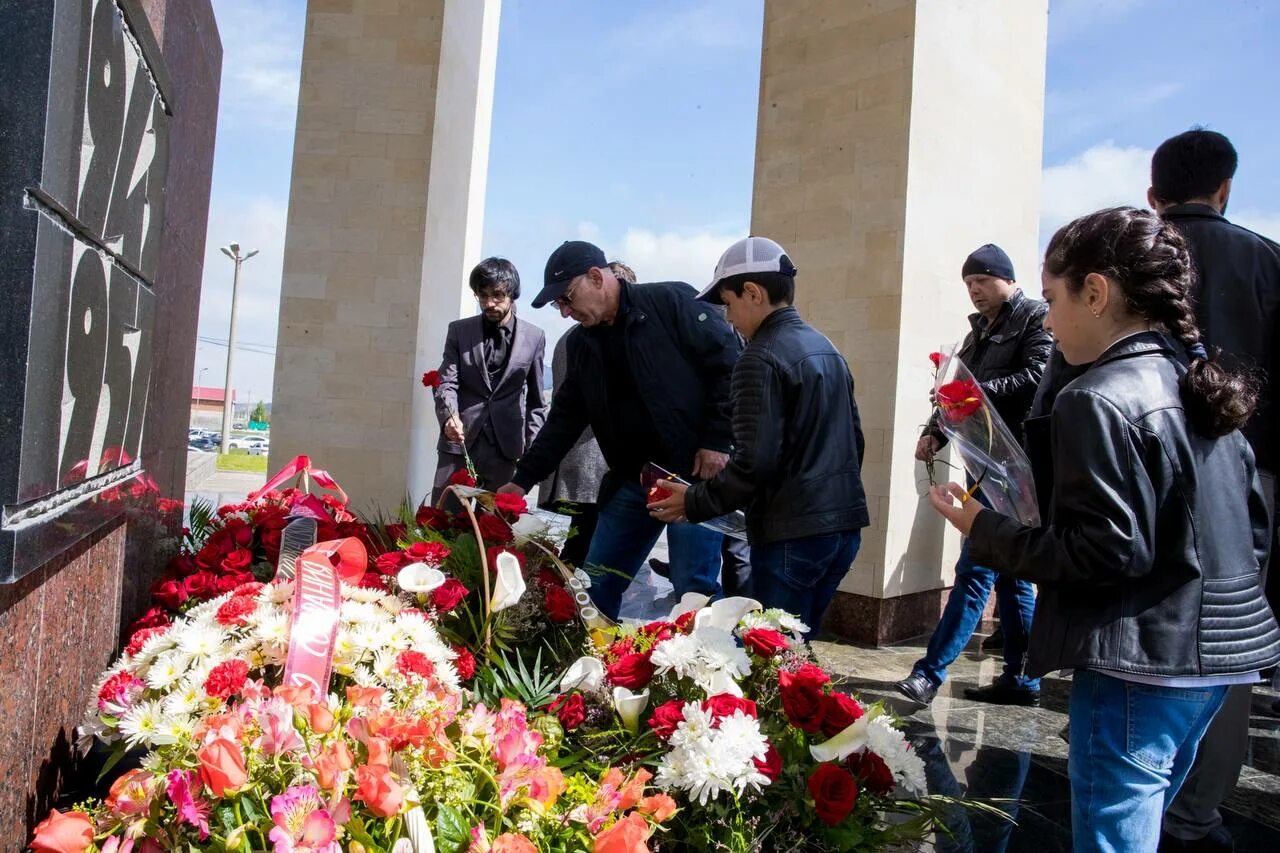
[496,241,739,620]
[432,257,547,499]
[647,237,869,636]
[1150,129,1280,853]
[894,243,1051,708]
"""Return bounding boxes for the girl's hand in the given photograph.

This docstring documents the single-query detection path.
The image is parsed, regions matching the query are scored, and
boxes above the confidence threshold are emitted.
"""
[928,483,983,536]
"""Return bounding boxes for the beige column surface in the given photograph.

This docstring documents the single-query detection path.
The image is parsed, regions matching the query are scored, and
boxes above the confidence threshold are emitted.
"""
[270,0,500,511]
[752,0,1048,603]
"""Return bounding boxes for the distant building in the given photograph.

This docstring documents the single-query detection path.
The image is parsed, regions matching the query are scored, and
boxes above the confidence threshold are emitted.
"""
[191,386,234,429]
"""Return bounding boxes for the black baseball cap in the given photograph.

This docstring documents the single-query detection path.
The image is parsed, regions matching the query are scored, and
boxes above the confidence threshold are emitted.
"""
[532,241,608,308]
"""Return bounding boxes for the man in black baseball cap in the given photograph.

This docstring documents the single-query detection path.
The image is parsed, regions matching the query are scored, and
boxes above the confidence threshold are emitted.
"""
[499,239,741,620]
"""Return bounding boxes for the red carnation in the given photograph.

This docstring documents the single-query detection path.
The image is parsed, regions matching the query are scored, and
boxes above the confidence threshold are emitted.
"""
[414,505,450,531]
[124,626,167,657]
[476,514,513,544]
[936,378,983,423]
[431,578,469,612]
[421,370,442,388]
[220,549,253,573]
[358,572,388,591]
[742,627,790,658]
[607,637,635,658]
[647,700,686,741]
[544,584,577,623]
[215,573,244,594]
[215,595,258,627]
[640,620,677,643]
[607,653,655,690]
[448,469,476,487]
[374,551,410,575]
[548,692,586,730]
[493,493,528,517]
[452,645,476,680]
[150,577,188,611]
[808,763,859,826]
[395,650,435,680]
[755,742,783,782]
[232,581,265,597]
[821,692,865,737]
[928,351,944,369]
[702,694,758,723]
[847,750,895,795]
[406,541,451,566]
[674,610,698,632]
[204,659,250,700]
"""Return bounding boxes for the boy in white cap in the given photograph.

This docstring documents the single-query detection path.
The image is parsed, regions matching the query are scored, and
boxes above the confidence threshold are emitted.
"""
[647,237,869,637]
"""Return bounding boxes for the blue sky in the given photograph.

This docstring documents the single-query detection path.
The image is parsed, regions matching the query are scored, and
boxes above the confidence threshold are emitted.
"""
[196,0,1280,402]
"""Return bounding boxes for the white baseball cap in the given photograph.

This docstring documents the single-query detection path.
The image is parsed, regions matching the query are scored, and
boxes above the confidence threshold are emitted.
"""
[696,236,797,304]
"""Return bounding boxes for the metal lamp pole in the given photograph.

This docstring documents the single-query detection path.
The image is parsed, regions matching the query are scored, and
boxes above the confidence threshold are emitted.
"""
[218,242,258,454]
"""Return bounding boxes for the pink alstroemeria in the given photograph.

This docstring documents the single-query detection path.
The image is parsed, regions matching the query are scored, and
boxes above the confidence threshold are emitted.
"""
[497,753,565,809]
[257,698,305,756]
[166,769,210,841]
[491,699,542,769]
[268,784,340,853]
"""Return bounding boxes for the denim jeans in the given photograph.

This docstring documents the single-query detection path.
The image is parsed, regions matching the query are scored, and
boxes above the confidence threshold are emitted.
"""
[1069,670,1228,853]
[912,537,1039,689]
[747,531,860,639]
[584,480,723,620]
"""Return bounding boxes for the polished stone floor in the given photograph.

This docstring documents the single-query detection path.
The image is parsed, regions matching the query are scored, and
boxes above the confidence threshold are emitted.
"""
[810,633,1280,852]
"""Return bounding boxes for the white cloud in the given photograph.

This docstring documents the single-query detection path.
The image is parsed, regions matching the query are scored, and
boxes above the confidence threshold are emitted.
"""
[1039,141,1152,243]
[210,0,303,122]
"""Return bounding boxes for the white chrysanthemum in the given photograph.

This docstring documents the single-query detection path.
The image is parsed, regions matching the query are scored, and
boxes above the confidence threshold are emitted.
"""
[371,650,398,681]
[656,703,770,805]
[145,649,191,691]
[352,665,379,686]
[176,623,229,660]
[376,592,405,614]
[651,627,751,694]
[267,581,295,604]
[340,600,386,626]
[76,716,107,754]
[650,634,700,675]
[738,608,810,642]
[132,630,177,666]
[162,679,203,717]
[118,699,167,748]
[185,593,232,624]
[865,716,928,796]
[342,584,386,603]
[157,713,196,744]
[254,609,290,646]
[697,628,752,678]
[141,751,168,774]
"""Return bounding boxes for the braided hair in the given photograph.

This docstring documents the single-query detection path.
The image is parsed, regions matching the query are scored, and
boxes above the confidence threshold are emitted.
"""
[1043,206,1257,437]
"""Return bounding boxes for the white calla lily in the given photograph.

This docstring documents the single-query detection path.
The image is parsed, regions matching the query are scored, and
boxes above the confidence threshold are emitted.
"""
[396,562,447,594]
[808,707,883,763]
[667,592,711,622]
[705,668,744,698]
[694,596,763,632]
[612,685,650,732]
[489,551,526,612]
[560,656,606,693]
[509,511,550,544]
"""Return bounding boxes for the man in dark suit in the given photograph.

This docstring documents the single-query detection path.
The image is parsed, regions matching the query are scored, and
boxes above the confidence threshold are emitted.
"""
[432,257,548,499]
[1150,129,1280,853]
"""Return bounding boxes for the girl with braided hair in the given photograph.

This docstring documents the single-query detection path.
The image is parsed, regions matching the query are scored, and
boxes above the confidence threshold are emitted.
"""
[929,206,1280,852]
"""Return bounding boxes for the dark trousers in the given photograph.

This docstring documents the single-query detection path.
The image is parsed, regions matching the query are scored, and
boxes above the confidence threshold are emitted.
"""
[555,501,600,569]
[431,431,516,505]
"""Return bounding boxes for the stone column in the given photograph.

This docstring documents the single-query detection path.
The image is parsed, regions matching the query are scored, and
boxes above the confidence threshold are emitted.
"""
[271,0,499,510]
[751,0,1048,644]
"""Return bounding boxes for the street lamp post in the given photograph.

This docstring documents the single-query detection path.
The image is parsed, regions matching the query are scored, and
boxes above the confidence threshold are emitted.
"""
[218,242,258,454]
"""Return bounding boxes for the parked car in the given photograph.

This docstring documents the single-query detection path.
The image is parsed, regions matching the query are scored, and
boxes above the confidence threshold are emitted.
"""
[188,437,217,452]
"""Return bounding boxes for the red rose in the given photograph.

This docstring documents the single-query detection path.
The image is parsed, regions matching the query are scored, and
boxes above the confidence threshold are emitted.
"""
[126,606,170,635]
[448,469,476,487]
[358,572,388,591]
[486,546,525,573]
[779,668,829,734]
[647,700,686,741]
[215,595,258,627]
[452,645,476,680]
[375,551,410,575]
[476,514,513,544]
[928,351,944,369]
[150,577,187,611]
[808,763,859,826]
[422,370,442,388]
[183,571,218,600]
[792,663,832,688]
[220,548,253,573]
[754,742,783,782]
[493,493,527,517]
[414,505,450,531]
[215,573,243,594]
[548,692,586,730]
[407,541,451,566]
[847,750,895,795]
[607,653,656,690]
[821,692,865,737]
[431,578,469,612]
[195,544,222,570]
[260,528,283,561]
[384,522,408,544]
[544,584,577,623]
[936,378,983,423]
[702,694,758,724]
[168,555,198,577]
[742,627,790,657]
[204,659,250,700]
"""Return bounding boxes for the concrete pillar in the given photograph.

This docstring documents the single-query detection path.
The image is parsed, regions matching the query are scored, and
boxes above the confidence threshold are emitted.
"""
[751,0,1048,644]
[271,0,499,511]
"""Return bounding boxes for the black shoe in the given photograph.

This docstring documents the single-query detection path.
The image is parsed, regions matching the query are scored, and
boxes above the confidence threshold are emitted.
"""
[981,626,1004,651]
[1271,697,1280,718]
[648,558,670,579]
[893,672,938,706]
[963,680,1040,707]
[1158,826,1234,853]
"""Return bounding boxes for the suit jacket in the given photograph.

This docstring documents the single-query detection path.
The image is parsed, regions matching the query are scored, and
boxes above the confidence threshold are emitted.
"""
[537,331,608,506]
[435,314,548,461]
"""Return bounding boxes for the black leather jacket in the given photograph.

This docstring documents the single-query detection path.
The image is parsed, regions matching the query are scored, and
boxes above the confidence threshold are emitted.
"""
[512,282,739,495]
[970,332,1280,678]
[929,289,1052,444]
[684,307,870,543]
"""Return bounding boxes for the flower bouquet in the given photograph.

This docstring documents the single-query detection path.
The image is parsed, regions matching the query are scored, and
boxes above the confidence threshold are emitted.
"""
[928,348,1040,526]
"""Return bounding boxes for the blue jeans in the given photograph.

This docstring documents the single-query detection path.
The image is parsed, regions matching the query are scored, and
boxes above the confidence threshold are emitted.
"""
[584,480,722,620]
[1069,670,1228,853]
[748,531,860,639]
[913,537,1039,689]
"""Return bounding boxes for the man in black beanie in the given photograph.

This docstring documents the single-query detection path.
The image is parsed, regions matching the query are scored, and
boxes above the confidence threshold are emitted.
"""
[895,243,1051,708]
